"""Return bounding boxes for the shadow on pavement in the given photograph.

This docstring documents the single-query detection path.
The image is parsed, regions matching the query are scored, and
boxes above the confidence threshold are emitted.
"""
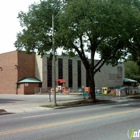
[51,99,119,109]
[0,99,23,104]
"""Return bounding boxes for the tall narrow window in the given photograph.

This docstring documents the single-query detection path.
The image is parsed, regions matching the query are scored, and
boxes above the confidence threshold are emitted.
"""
[58,58,63,79]
[68,59,73,87]
[77,60,81,88]
[86,70,89,87]
[117,66,122,78]
[47,58,52,87]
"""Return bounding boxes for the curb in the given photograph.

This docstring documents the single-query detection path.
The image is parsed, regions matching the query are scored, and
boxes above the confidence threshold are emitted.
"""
[0,109,7,114]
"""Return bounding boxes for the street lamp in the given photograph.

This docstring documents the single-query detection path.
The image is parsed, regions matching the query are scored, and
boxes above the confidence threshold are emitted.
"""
[52,14,57,106]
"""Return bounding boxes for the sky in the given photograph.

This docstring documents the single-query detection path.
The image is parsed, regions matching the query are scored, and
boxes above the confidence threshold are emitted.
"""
[0,0,39,54]
[0,0,100,59]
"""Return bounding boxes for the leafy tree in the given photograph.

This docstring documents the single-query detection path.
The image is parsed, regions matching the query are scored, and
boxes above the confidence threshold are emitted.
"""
[15,0,63,55]
[125,61,139,78]
[15,0,140,102]
[125,55,140,82]
[56,0,140,101]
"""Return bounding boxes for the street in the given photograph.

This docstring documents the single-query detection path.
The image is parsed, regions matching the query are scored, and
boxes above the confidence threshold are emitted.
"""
[0,97,140,140]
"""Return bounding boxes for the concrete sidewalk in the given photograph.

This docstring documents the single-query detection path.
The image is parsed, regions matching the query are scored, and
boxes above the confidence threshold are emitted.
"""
[0,94,137,114]
[0,94,83,114]
[0,100,84,113]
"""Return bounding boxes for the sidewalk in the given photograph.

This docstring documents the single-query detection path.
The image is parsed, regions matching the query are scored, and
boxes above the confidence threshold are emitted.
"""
[0,99,85,114]
[0,94,83,114]
[0,94,137,114]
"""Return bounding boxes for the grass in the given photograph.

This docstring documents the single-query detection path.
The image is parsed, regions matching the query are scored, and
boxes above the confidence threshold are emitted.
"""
[0,109,6,113]
[40,99,112,108]
[97,93,115,97]
[41,100,88,108]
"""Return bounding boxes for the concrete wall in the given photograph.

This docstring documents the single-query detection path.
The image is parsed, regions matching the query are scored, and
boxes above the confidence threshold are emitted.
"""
[35,54,124,92]
[94,63,124,88]
[35,55,43,81]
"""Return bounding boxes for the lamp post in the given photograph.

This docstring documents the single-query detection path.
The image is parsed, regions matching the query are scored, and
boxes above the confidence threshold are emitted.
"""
[52,14,57,106]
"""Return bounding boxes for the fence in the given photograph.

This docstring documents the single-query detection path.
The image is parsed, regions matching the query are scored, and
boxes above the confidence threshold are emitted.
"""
[95,86,140,95]
[34,86,140,95]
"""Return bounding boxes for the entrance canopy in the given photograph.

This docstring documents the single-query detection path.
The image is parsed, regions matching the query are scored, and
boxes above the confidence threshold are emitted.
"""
[18,77,41,83]
[124,78,137,83]
[57,79,66,84]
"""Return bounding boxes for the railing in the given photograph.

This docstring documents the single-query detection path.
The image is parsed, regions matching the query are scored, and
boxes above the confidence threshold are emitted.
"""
[95,86,140,95]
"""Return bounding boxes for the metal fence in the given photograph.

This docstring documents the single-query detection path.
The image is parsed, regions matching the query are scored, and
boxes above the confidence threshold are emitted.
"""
[34,86,140,96]
[95,86,140,95]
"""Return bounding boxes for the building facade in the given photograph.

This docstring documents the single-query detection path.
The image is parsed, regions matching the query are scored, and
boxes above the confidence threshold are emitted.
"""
[0,51,39,94]
[0,51,125,94]
[35,55,125,92]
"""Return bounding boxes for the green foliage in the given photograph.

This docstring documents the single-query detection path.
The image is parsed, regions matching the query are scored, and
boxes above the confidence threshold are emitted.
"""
[62,51,78,57]
[125,56,140,82]
[15,0,64,56]
[56,0,140,70]
[15,0,140,100]
[125,60,139,78]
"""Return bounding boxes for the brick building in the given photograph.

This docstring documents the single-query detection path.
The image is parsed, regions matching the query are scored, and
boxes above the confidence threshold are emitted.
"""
[0,51,124,94]
[0,51,41,94]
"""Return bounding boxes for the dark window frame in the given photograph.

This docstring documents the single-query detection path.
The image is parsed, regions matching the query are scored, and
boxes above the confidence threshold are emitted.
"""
[47,58,52,87]
[68,59,73,88]
[58,58,63,79]
[77,60,81,88]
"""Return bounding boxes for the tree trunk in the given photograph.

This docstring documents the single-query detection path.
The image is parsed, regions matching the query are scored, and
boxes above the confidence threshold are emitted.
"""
[88,74,96,103]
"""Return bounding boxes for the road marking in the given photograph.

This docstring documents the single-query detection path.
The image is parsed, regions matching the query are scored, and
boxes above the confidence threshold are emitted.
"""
[0,108,140,136]
[22,113,60,119]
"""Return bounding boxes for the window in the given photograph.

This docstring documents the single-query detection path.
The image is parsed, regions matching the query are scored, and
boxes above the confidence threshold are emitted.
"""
[86,70,89,87]
[58,58,63,79]
[47,58,52,87]
[68,59,73,87]
[77,60,81,88]
[117,66,122,78]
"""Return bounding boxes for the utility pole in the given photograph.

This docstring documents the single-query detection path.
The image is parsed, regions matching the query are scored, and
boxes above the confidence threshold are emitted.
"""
[52,14,57,106]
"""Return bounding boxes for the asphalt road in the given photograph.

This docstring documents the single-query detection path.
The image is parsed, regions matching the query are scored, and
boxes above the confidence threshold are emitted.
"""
[0,98,140,140]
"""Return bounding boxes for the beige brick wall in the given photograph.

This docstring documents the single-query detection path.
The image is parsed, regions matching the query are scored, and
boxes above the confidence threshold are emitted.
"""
[0,51,18,94]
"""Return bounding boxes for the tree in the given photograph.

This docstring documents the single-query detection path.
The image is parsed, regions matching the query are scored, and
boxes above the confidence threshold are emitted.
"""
[125,55,140,82]
[125,61,139,78]
[56,0,140,101]
[15,0,140,102]
[15,0,63,55]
